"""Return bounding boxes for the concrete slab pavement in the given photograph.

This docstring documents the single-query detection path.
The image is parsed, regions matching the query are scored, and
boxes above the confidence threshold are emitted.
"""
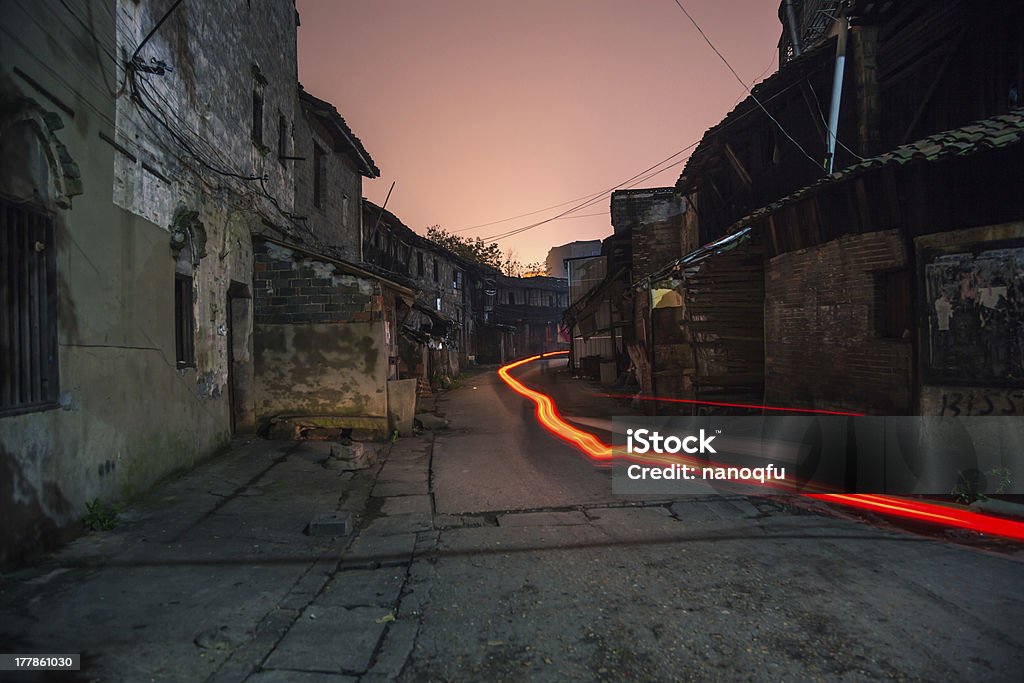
[3,363,1023,682]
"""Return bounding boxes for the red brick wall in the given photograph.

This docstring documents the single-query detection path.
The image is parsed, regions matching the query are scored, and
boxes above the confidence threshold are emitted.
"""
[765,230,913,414]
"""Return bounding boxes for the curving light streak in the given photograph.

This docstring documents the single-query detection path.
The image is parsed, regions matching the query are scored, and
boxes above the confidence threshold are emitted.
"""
[498,351,612,464]
[499,352,1024,542]
[594,393,866,417]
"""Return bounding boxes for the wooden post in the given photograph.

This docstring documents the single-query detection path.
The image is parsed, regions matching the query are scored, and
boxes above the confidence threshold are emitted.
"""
[852,25,881,157]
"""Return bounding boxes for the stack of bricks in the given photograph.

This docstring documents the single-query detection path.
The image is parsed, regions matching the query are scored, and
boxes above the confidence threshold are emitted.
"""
[253,241,382,325]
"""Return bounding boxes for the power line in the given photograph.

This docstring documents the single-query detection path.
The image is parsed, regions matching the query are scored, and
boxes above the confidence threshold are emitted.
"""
[806,76,866,163]
[130,0,186,65]
[450,188,609,233]
[480,141,699,242]
[53,0,122,67]
[451,58,827,244]
[468,64,823,243]
[670,0,824,172]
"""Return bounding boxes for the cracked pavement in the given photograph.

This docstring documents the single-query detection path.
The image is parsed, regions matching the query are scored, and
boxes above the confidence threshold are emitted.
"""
[1,360,1023,681]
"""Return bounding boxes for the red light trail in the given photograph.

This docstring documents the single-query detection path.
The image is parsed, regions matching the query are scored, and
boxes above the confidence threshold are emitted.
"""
[593,393,866,417]
[498,351,1024,542]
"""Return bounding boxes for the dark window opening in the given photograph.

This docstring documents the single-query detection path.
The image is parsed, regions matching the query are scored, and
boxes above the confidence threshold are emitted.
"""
[251,89,264,146]
[417,251,424,277]
[277,114,287,164]
[1,199,59,416]
[875,269,911,339]
[453,270,462,290]
[313,143,326,209]
[432,258,438,282]
[174,275,195,367]
[508,291,515,305]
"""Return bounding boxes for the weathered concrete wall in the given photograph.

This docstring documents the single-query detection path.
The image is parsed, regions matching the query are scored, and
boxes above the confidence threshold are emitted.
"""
[252,238,390,425]
[112,0,298,227]
[387,378,418,436]
[765,230,912,415]
[253,321,387,420]
[0,0,297,563]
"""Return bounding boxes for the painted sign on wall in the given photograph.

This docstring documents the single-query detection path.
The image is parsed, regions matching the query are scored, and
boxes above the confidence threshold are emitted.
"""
[922,240,1024,384]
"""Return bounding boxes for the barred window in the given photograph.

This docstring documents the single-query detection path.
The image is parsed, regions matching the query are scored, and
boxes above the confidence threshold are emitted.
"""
[1,199,59,416]
[174,274,195,368]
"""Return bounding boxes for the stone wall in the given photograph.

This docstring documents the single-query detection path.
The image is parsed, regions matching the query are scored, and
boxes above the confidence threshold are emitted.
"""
[292,102,363,261]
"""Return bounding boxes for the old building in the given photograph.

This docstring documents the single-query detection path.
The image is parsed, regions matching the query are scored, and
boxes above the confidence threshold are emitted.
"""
[604,189,689,402]
[0,0,310,562]
[633,0,1024,418]
[294,88,380,262]
[565,254,613,378]
[244,84,426,438]
[251,236,415,439]
[362,200,481,386]
[746,111,1024,416]
[491,275,569,360]
[545,239,601,278]
[0,0,411,564]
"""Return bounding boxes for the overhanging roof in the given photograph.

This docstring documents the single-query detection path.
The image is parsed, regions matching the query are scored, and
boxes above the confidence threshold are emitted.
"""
[727,107,1024,232]
[299,87,380,178]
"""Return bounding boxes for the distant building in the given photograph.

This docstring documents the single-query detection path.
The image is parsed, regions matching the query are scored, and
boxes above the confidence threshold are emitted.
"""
[490,275,569,359]
[545,240,601,278]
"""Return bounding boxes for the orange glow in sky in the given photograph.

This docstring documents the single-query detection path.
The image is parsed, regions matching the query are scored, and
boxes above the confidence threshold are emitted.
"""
[295,0,781,264]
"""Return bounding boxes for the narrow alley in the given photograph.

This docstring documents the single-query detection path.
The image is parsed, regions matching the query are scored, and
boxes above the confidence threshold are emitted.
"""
[3,2,1024,681]
[2,361,1021,681]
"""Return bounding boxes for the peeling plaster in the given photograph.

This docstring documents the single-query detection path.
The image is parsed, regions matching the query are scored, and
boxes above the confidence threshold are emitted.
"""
[265,242,295,262]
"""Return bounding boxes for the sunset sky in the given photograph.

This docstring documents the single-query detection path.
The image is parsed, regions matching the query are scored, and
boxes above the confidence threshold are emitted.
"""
[295,0,782,265]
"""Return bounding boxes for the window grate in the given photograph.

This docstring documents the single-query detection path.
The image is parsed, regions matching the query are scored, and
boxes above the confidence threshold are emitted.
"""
[174,274,195,367]
[1,199,59,416]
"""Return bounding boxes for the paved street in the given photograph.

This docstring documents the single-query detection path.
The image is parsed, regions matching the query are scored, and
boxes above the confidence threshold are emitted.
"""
[2,359,1023,682]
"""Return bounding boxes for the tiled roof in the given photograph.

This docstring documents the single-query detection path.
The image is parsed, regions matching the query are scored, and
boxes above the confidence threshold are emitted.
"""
[299,87,380,178]
[362,199,493,276]
[730,108,1024,230]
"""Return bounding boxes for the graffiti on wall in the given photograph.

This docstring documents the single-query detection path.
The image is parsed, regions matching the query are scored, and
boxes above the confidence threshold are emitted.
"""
[923,240,1024,384]
[924,388,1024,416]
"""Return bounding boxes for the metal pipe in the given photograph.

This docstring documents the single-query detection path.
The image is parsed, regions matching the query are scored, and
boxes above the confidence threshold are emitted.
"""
[825,17,849,174]
[784,0,803,57]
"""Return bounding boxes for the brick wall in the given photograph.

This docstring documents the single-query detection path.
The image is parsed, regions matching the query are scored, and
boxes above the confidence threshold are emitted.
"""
[765,229,912,414]
[610,188,686,281]
[253,240,382,324]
